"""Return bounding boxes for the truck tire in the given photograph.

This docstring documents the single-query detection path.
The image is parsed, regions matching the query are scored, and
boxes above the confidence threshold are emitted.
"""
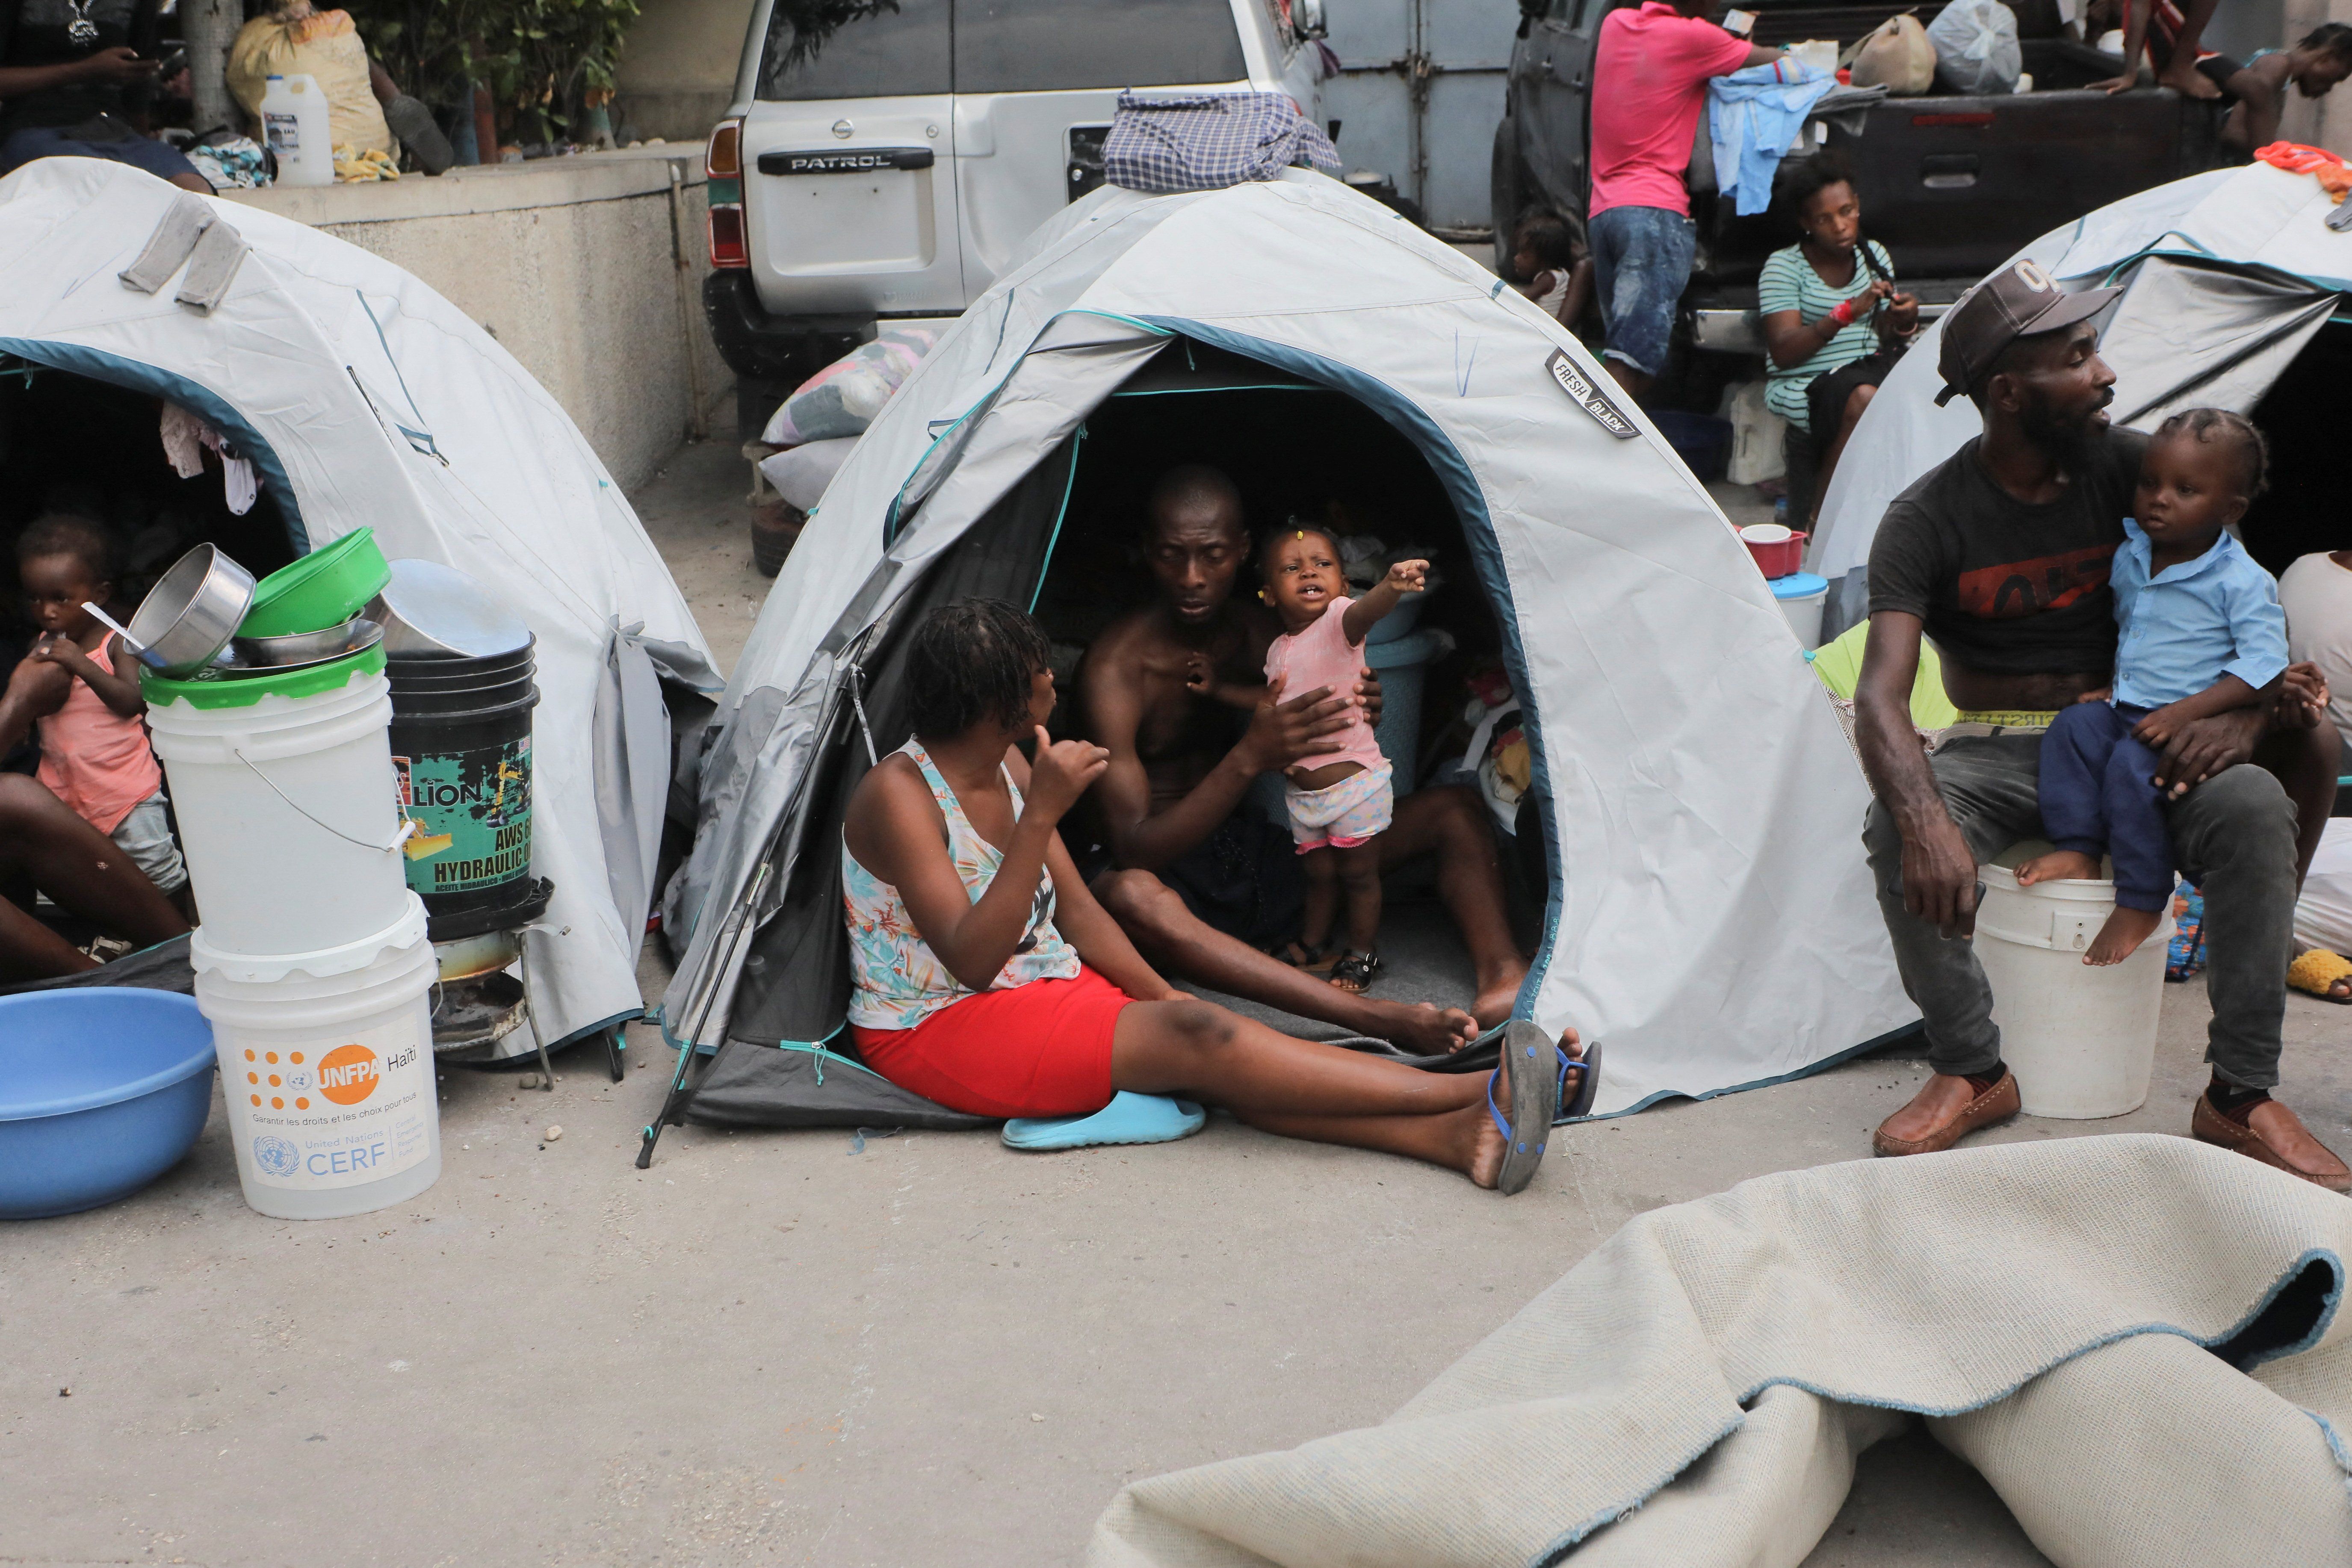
[750,501,804,578]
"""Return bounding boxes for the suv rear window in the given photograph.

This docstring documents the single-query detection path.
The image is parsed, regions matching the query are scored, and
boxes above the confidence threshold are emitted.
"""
[954,0,1248,94]
[759,0,952,100]
[758,0,1247,101]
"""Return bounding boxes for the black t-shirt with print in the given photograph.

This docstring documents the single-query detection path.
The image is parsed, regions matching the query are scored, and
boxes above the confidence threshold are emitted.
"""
[1867,426,2149,680]
[0,0,161,136]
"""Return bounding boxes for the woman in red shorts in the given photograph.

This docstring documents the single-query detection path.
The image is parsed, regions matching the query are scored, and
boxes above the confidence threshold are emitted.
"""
[841,597,1582,1194]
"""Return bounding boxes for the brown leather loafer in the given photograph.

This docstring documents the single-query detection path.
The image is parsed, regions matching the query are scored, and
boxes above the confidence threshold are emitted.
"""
[2191,1093,2352,1194]
[1873,1070,2021,1157]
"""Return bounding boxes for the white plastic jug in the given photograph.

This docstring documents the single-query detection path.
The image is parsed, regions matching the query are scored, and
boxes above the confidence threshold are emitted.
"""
[1974,856,2175,1119]
[194,897,441,1220]
[260,74,334,187]
[144,659,413,956]
[1770,571,1829,648]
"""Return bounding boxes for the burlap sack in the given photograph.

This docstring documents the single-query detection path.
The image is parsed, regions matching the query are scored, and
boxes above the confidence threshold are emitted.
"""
[1848,15,1937,96]
[226,6,393,158]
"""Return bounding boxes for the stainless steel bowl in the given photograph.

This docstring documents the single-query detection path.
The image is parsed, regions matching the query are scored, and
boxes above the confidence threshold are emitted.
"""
[228,616,386,671]
[126,543,255,675]
[367,558,530,658]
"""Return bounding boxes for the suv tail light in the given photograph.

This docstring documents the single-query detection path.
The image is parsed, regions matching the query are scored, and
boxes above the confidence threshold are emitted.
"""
[706,118,746,269]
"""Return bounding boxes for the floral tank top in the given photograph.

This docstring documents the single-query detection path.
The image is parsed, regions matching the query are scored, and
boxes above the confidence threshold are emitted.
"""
[843,738,1080,1030]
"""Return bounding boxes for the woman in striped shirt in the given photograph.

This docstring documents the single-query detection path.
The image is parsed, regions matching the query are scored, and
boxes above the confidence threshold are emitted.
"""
[1759,152,1917,528]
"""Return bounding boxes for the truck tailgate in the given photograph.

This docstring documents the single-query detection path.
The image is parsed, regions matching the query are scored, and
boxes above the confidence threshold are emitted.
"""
[1830,86,2217,280]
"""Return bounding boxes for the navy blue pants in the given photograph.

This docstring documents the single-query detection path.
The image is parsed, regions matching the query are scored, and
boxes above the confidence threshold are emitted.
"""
[2038,702,2175,912]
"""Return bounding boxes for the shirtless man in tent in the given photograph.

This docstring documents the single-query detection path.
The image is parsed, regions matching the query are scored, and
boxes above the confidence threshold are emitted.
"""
[1076,465,1527,1056]
[1855,265,2349,1189]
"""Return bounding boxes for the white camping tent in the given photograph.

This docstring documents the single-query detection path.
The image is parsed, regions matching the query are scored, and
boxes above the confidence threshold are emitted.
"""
[658,169,1915,1121]
[1814,162,2352,620]
[0,158,719,1051]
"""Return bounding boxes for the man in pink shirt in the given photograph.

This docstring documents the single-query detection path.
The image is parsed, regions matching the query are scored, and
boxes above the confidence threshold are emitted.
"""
[1588,0,1783,400]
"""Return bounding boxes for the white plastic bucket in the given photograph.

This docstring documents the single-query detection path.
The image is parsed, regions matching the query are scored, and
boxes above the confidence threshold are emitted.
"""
[146,662,412,956]
[1770,571,1829,648]
[1975,862,2175,1119]
[193,895,442,1220]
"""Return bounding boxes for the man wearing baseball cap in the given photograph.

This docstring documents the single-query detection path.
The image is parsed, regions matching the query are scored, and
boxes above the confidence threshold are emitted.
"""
[1850,260,2349,1188]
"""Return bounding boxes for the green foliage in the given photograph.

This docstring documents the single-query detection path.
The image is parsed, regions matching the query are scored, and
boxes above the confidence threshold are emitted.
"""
[768,0,901,68]
[340,0,640,146]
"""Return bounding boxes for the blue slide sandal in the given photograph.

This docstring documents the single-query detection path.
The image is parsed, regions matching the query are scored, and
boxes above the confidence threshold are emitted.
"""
[1003,1092,1206,1152]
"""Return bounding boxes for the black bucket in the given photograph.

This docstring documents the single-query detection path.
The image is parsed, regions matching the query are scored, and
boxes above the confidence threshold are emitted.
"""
[388,638,540,941]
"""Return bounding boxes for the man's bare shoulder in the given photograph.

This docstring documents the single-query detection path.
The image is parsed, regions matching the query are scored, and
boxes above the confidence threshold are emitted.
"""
[1078,609,1161,695]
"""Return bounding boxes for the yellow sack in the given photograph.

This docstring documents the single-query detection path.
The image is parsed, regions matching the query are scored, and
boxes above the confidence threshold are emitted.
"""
[226,8,393,157]
[1807,619,1959,731]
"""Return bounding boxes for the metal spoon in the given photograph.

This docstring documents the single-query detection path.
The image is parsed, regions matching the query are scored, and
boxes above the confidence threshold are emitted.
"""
[82,602,162,668]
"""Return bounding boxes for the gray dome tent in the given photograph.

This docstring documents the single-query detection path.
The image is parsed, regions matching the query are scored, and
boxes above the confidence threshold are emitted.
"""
[644,171,1918,1159]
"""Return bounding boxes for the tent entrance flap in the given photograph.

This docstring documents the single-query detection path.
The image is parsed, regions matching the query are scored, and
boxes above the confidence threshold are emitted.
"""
[696,437,1084,1046]
[2103,257,2339,433]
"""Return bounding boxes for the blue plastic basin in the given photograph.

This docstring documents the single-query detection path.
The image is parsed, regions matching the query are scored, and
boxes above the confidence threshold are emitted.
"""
[0,989,216,1220]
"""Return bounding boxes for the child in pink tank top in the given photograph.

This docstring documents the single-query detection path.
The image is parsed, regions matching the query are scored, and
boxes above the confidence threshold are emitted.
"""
[1247,526,1428,995]
[17,515,186,898]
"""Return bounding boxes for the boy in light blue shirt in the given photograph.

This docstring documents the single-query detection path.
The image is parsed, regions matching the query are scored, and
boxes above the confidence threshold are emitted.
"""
[2017,409,2288,965]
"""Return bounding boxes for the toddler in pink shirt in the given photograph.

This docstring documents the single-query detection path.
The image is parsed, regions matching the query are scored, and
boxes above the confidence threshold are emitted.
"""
[1250,527,1428,994]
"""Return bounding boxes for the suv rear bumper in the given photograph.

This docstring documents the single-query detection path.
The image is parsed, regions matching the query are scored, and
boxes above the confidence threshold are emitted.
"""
[701,271,954,386]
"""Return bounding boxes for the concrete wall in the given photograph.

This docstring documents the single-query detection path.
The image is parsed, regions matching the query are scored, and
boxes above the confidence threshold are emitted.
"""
[225,149,733,493]
[617,0,754,145]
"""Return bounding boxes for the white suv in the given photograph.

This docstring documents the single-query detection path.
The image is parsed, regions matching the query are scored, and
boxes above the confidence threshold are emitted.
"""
[703,0,1328,435]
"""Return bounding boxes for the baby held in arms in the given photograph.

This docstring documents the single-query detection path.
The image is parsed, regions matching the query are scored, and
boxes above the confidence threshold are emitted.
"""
[2018,409,2288,964]
[1197,524,1427,995]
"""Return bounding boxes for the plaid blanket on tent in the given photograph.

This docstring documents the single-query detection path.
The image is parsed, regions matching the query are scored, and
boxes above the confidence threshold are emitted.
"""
[1102,90,1341,195]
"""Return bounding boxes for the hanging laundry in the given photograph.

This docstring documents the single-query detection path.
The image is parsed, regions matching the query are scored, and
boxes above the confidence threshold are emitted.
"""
[158,400,207,478]
[157,401,260,514]
[1707,59,1837,217]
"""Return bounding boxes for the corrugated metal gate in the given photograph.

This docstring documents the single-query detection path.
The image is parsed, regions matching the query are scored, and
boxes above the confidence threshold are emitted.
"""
[1323,0,1519,234]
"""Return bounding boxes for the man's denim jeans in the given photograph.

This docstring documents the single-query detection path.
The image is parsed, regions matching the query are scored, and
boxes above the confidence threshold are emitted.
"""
[1589,204,1696,378]
[1862,733,2299,1087]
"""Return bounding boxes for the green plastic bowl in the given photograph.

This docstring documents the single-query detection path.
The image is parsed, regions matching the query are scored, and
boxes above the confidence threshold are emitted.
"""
[238,528,392,638]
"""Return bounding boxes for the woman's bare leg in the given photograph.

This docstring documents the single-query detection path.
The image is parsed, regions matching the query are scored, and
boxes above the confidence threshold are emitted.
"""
[1110,999,1574,1186]
[1807,382,1876,529]
[1237,1107,1504,1186]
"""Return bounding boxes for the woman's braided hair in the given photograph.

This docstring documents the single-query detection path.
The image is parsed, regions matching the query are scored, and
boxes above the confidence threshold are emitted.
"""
[905,597,1053,740]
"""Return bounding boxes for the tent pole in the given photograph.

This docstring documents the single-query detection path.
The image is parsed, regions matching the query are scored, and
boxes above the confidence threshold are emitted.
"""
[637,859,771,1167]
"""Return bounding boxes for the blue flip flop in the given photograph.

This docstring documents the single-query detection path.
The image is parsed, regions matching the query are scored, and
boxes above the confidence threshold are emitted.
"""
[1489,1020,1561,1195]
[1002,1091,1206,1151]
[1559,1039,1603,1121]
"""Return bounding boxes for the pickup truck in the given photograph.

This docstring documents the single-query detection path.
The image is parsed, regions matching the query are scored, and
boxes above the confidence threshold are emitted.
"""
[1492,0,2223,368]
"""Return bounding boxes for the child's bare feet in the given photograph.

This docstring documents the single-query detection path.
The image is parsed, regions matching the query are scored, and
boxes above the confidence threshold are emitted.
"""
[2017,849,2100,886]
[2086,905,2165,965]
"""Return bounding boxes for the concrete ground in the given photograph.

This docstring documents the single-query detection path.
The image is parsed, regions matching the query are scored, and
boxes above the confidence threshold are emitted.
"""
[9,440,2350,1567]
